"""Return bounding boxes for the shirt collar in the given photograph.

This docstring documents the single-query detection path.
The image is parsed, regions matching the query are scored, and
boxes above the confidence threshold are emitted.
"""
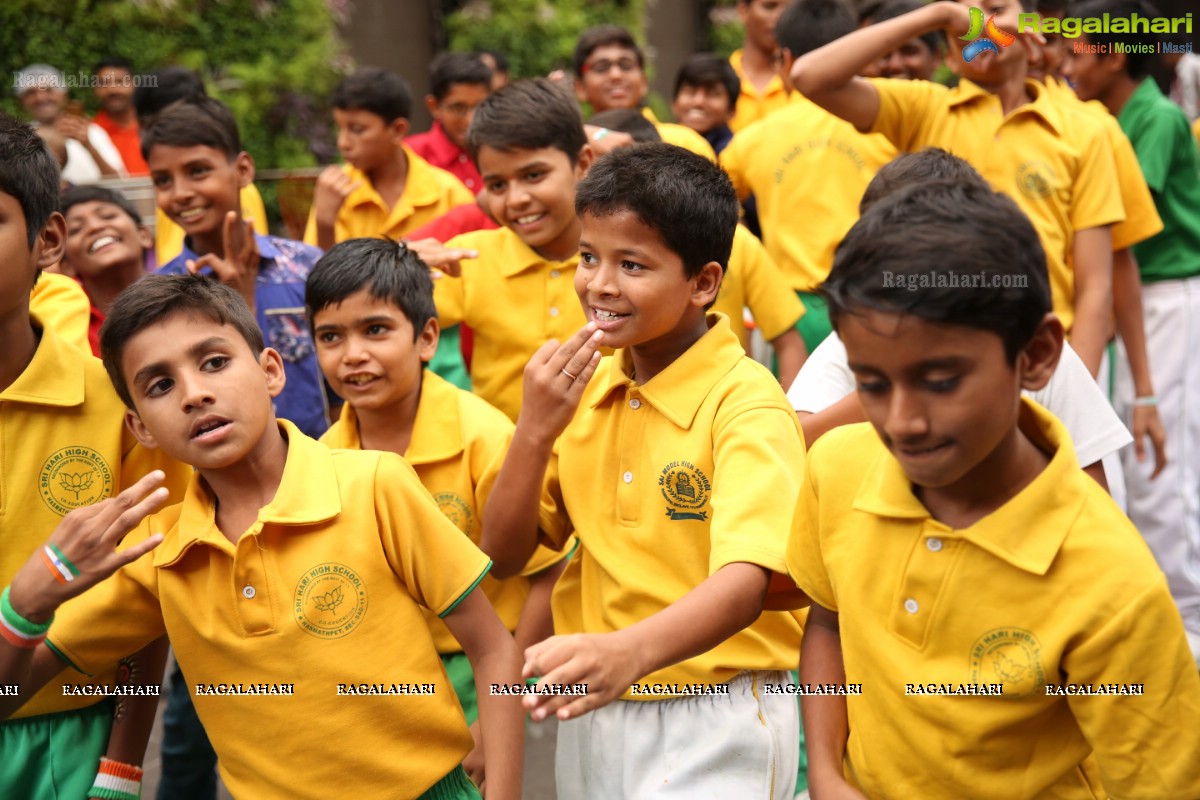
[851,398,1085,575]
[1118,77,1163,128]
[342,145,445,213]
[154,420,342,566]
[490,226,578,278]
[588,313,745,429]
[321,371,463,464]
[0,315,86,407]
[948,78,1063,136]
[416,122,467,163]
[178,232,279,264]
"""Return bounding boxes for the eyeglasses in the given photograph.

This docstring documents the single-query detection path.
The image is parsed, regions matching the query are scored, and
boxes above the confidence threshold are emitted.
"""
[583,58,640,76]
[442,102,477,117]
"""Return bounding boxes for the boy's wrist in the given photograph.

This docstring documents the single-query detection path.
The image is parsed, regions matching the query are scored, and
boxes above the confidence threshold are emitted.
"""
[513,416,562,453]
[4,578,57,626]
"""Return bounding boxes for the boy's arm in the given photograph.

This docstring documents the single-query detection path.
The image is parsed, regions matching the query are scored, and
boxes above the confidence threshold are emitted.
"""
[772,328,807,390]
[801,605,866,800]
[183,211,260,312]
[90,637,171,797]
[1111,248,1167,478]
[798,392,865,447]
[479,324,604,578]
[441,588,525,800]
[513,561,566,651]
[521,561,772,721]
[1067,225,1113,377]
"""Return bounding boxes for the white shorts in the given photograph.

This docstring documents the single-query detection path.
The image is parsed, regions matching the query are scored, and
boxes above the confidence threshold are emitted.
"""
[555,670,799,799]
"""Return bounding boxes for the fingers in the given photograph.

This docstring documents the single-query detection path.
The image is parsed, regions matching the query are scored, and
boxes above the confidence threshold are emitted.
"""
[547,324,602,375]
[111,533,165,571]
[85,471,168,547]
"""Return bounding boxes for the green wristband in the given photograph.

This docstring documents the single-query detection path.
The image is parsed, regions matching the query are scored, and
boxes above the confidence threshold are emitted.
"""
[0,586,53,637]
[48,544,80,577]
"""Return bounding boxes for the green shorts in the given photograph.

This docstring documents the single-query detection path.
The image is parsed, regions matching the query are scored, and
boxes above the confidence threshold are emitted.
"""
[795,291,833,354]
[441,651,478,725]
[0,700,111,797]
[418,765,481,800]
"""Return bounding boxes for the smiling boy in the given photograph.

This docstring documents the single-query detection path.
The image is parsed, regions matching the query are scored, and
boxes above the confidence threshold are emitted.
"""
[407,53,493,194]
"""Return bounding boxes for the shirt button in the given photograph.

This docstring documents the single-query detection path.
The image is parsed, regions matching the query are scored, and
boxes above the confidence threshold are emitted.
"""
[629,398,641,410]
[926,537,943,552]
[549,306,560,317]
[622,471,633,484]
[550,270,561,279]
[242,586,256,600]
[904,598,919,614]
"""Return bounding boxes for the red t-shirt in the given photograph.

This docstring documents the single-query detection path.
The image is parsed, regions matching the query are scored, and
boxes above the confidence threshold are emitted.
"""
[93,110,148,176]
[406,122,482,193]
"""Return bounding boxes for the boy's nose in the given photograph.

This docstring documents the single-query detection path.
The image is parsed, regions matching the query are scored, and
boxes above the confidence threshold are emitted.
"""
[883,389,931,441]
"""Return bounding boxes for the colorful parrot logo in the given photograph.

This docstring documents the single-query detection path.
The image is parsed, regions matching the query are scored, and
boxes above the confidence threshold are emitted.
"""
[961,7,1016,62]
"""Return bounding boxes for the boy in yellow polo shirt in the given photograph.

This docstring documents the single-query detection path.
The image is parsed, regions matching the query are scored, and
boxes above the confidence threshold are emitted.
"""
[787,179,1200,798]
[728,0,794,133]
[0,274,525,799]
[791,0,1124,376]
[482,143,807,798]
[307,238,567,757]
[0,114,188,800]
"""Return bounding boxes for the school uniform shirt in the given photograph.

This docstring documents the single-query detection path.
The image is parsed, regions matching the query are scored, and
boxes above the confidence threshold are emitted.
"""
[320,370,568,653]
[301,146,474,246]
[92,110,148,176]
[1,318,187,719]
[435,226,586,421]
[28,272,92,354]
[786,400,1200,798]
[538,314,806,697]
[158,234,329,439]
[717,225,804,352]
[155,185,270,266]
[720,94,898,293]
[406,121,484,193]
[870,77,1125,334]
[47,422,491,800]
[728,49,790,134]
[640,108,717,161]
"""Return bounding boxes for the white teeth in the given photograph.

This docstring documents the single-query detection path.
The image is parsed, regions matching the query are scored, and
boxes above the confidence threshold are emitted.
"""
[594,309,624,321]
[515,214,542,225]
[345,375,376,385]
[178,208,205,221]
[89,235,118,253]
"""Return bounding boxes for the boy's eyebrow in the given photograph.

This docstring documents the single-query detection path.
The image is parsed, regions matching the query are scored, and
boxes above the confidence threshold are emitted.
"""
[313,314,397,333]
[848,355,972,375]
[480,161,553,181]
[578,238,652,260]
[131,336,234,388]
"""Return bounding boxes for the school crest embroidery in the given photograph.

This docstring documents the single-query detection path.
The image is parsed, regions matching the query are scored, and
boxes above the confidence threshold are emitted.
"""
[40,446,114,516]
[1015,160,1056,201]
[968,627,1044,697]
[434,492,473,534]
[659,461,711,521]
[294,563,367,639]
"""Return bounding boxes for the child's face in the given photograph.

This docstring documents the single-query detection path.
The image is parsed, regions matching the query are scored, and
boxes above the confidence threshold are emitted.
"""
[1027,10,1066,81]
[477,144,591,262]
[121,313,284,469]
[1059,40,1118,103]
[428,82,490,151]
[874,40,940,81]
[738,0,792,54]
[671,83,734,135]
[948,0,1028,86]
[0,192,64,314]
[64,201,150,280]
[333,108,407,173]
[148,145,250,245]
[313,290,437,414]
[575,44,648,112]
[575,210,720,353]
[95,67,135,117]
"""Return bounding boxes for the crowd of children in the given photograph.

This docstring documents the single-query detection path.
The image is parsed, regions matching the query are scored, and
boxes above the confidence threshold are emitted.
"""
[3,1,1200,797]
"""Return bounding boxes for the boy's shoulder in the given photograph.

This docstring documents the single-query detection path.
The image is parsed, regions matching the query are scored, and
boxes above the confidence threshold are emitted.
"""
[446,225,552,274]
[405,145,476,201]
[414,370,513,453]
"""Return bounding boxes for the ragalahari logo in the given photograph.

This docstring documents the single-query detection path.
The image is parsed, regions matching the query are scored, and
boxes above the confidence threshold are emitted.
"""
[961,7,1017,62]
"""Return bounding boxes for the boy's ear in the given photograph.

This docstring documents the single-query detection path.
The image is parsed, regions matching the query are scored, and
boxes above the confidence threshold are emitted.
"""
[35,212,67,271]
[574,143,596,180]
[136,224,153,253]
[690,261,724,308]
[388,116,411,142]
[574,78,591,106]
[417,316,440,363]
[234,151,255,189]
[424,94,441,119]
[259,347,287,398]
[1018,313,1063,393]
[779,49,797,90]
[124,408,160,450]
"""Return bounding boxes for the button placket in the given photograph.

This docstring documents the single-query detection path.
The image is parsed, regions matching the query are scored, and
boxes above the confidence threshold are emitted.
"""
[234,531,275,634]
[891,523,956,647]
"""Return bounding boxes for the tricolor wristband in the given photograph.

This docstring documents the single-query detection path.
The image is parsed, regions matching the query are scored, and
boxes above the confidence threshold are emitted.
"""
[1133,395,1158,407]
[42,544,79,584]
[0,586,52,649]
[89,757,144,800]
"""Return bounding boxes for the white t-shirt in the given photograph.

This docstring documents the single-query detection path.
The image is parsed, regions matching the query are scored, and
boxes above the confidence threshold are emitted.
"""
[61,123,127,185]
[787,332,1132,467]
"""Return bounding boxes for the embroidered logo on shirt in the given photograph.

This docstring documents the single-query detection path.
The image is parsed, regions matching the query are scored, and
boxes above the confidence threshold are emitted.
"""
[40,446,114,516]
[294,563,368,639]
[968,627,1045,697]
[434,492,473,534]
[1015,160,1057,201]
[659,461,712,521]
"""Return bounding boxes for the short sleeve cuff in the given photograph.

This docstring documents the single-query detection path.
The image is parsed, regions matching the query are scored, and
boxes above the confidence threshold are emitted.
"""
[437,560,492,619]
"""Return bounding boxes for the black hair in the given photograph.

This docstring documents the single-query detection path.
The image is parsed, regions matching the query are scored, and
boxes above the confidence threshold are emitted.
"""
[587,108,662,142]
[0,113,61,249]
[429,53,493,101]
[94,56,134,75]
[140,96,241,161]
[467,78,586,163]
[477,49,510,74]
[306,239,436,343]
[673,54,741,113]
[825,180,1051,363]
[61,185,143,226]
[330,67,412,123]
[870,0,945,53]
[575,142,739,284]
[572,25,645,77]
[1068,0,1162,78]
[859,147,989,213]
[133,67,206,125]
[777,0,858,57]
[101,275,264,409]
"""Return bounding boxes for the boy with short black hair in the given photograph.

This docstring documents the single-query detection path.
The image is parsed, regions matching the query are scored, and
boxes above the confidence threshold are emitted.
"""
[861,0,945,80]
[671,54,742,154]
[0,273,526,800]
[407,53,494,193]
[482,142,806,798]
[92,57,149,176]
[787,178,1200,798]
[728,0,795,132]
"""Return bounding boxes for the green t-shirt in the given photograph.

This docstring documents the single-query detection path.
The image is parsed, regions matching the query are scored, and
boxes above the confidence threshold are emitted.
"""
[1118,78,1200,282]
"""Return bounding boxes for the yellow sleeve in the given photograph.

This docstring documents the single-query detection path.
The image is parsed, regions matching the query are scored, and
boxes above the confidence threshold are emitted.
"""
[155,206,185,265]
[1105,121,1163,251]
[29,273,91,353]
[432,273,466,328]
[537,443,573,551]
[655,122,717,162]
[733,228,804,341]
[302,205,319,246]
[241,184,270,235]
[1061,580,1200,795]
[869,77,945,152]
[374,452,492,616]
[785,438,837,611]
[445,177,475,209]
[1068,125,1125,233]
[718,133,754,202]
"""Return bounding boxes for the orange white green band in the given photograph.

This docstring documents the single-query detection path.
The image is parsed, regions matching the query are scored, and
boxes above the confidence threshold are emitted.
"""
[89,757,144,800]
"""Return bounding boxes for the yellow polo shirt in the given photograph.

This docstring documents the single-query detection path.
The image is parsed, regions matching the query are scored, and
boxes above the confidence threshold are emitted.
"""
[436,226,586,421]
[1,318,187,719]
[786,400,1200,798]
[539,314,806,696]
[728,49,790,134]
[320,370,568,652]
[28,273,91,353]
[641,108,717,161]
[717,225,804,351]
[302,146,474,245]
[870,77,1125,333]
[48,422,491,798]
[156,184,269,266]
[1043,77,1163,251]
[720,94,898,292]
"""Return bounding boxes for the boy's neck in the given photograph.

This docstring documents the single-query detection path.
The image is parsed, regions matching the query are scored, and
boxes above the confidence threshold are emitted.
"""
[188,230,225,260]
[104,106,136,126]
[531,216,582,264]
[1099,75,1139,118]
[739,42,775,91]
[354,372,423,457]
[201,422,290,544]
[629,312,710,386]
[367,147,410,208]
[972,65,1034,115]
[82,258,145,315]
[0,307,38,394]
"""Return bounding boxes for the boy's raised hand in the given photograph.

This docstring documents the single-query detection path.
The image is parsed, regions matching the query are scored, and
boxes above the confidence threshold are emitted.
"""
[311,165,361,228]
[6,471,169,625]
[405,237,479,279]
[185,211,260,312]
[521,631,643,721]
[518,323,604,445]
